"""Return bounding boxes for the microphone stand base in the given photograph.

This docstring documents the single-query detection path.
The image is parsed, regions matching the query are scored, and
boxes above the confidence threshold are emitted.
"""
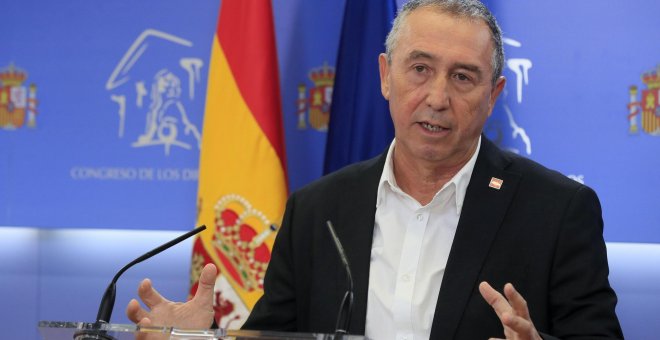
[73,330,116,340]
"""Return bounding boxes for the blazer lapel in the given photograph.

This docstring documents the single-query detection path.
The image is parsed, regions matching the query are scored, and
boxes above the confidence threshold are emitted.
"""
[429,138,521,339]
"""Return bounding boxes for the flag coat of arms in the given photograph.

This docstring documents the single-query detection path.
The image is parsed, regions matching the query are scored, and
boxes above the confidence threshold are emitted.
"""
[641,87,660,134]
[190,0,288,328]
[627,65,660,136]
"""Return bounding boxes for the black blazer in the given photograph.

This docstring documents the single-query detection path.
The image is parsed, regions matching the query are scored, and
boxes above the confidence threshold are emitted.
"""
[243,138,623,339]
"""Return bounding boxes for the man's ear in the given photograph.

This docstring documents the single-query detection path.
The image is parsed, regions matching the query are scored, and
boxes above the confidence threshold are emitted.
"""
[487,76,506,117]
[378,53,390,100]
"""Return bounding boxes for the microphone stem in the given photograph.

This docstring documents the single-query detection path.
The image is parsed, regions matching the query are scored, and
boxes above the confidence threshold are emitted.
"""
[326,221,355,337]
[95,225,207,323]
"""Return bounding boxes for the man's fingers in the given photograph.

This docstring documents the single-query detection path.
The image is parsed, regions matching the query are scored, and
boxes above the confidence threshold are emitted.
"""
[135,317,153,340]
[199,263,218,286]
[137,278,166,309]
[190,264,218,328]
[501,311,534,335]
[479,281,512,318]
[138,317,152,327]
[481,282,542,340]
[126,298,149,324]
[193,263,218,307]
[504,283,531,320]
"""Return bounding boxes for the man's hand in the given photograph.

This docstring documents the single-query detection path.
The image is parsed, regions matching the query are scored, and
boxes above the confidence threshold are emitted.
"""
[126,263,217,329]
[479,281,542,340]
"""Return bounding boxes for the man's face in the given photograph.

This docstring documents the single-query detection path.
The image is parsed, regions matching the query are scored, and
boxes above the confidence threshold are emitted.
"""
[379,7,505,168]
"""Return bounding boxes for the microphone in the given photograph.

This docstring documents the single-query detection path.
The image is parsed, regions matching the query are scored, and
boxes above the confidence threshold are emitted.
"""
[75,225,207,340]
[325,220,354,339]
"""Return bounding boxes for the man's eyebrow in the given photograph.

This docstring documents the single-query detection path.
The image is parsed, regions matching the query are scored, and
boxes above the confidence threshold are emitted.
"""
[405,50,436,62]
[453,62,483,75]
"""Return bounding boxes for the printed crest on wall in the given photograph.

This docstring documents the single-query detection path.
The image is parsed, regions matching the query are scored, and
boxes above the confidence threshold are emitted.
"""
[0,63,38,130]
[296,63,335,131]
[106,29,205,155]
[628,64,660,136]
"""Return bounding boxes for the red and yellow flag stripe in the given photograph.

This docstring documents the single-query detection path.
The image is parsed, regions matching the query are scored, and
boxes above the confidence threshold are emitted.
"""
[191,0,287,327]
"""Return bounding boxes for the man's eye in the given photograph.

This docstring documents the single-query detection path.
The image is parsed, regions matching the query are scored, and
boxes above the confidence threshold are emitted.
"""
[414,65,426,73]
[454,73,470,81]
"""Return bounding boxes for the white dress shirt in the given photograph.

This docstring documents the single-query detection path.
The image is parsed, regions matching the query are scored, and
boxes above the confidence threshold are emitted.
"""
[365,137,481,340]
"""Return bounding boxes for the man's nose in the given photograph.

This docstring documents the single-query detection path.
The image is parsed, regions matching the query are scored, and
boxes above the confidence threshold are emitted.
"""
[425,76,450,111]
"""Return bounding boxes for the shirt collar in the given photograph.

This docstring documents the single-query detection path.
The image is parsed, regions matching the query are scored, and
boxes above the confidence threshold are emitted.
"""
[376,136,481,215]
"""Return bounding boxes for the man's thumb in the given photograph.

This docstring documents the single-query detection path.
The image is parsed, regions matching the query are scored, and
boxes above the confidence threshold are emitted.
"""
[194,263,218,306]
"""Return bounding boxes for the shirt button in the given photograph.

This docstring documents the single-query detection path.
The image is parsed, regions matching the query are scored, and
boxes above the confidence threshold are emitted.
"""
[416,214,423,221]
[401,274,410,282]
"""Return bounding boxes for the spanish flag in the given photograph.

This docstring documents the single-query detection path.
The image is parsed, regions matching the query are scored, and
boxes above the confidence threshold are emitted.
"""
[190,0,288,329]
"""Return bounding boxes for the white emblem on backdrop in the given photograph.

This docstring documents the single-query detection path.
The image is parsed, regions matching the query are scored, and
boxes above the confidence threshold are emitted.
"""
[106,29,204,155]
[488,37,533,156]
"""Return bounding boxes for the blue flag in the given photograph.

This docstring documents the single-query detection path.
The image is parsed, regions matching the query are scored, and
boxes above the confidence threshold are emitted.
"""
[323,0,397,174]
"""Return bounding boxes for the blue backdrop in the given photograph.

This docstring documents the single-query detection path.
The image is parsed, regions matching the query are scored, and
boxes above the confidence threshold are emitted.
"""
[1,1,658,339]
[1,0,657,241]
[484,1,660,243]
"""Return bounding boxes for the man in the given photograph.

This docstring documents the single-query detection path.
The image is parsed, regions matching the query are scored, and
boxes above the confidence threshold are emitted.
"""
[127,1,623,339]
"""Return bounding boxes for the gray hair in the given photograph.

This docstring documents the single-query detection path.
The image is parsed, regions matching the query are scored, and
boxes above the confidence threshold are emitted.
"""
[385,0,504,84]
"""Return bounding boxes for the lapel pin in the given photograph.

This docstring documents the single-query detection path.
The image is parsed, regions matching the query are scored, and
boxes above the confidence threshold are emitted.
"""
[489,177,503,190]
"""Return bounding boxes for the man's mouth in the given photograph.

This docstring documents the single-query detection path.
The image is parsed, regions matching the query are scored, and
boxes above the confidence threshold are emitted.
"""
[420,122,447,132]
